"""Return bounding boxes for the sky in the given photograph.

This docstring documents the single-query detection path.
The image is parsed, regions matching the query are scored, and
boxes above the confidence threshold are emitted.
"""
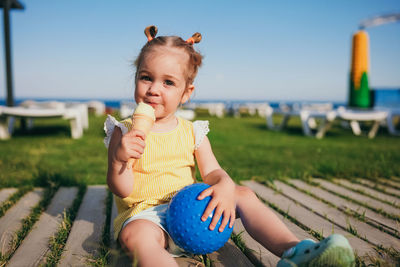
[0,0,399,102]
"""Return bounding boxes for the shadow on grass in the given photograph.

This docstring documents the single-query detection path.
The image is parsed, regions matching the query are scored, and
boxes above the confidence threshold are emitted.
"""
[34,168,83,188]
[251,121,394,138]
[252,123,311,137]
[12,125,71,138]
[0,169,82,189]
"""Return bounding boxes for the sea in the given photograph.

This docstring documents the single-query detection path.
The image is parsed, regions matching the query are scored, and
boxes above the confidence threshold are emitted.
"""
[0,98,346,109]
[0,88,398,109]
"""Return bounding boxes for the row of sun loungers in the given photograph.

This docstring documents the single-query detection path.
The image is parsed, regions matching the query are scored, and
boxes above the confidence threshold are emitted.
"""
[160,101,399,138]
[0,100,106,140]
[9,99,393,140]
[265,103,400,138]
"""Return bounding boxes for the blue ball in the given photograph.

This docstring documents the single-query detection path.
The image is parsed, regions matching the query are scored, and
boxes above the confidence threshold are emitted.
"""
[166,183,234,254]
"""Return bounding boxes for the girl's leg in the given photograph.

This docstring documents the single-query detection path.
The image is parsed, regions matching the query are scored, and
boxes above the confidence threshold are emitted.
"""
[234,185,299,257]
[119,219,178,267]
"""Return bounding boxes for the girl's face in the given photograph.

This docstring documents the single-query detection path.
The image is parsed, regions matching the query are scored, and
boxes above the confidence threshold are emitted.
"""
[135,47,194,122]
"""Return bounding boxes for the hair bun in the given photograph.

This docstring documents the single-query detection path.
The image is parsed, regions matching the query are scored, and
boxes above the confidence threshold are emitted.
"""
[144,25,158,42]
[186,32,202,44]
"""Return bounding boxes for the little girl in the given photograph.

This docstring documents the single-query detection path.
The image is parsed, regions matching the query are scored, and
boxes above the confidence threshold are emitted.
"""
[104,26,355,267]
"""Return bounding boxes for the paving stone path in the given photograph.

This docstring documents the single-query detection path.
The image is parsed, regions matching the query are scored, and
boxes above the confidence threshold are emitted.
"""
[0,178,398,266]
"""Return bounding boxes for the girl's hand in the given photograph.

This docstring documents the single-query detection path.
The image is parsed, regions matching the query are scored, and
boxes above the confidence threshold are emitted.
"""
[112,129,146,165]
[197,177,236,232]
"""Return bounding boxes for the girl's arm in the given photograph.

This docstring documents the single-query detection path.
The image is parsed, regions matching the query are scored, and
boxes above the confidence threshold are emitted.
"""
[107,127,145,198]
[195,136,236,232]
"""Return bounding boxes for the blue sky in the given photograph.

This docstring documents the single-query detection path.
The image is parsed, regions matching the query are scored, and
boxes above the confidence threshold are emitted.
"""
[0,0,399,102]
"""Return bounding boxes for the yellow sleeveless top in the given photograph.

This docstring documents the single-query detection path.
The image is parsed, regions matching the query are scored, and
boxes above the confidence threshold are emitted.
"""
[113,117,197,239]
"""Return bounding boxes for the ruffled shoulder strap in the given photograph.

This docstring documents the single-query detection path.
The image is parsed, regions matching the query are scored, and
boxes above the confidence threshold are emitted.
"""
[103,115,131,148]
[192,120,209,150]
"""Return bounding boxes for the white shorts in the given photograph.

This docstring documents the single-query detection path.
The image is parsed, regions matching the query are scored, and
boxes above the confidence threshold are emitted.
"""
[121,204,189,257]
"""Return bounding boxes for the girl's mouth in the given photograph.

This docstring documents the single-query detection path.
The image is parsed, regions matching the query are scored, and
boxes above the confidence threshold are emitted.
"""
[145,101,158,108]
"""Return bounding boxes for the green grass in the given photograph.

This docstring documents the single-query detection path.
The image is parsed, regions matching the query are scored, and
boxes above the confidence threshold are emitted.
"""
[0,115,108,187]
[0,113,399,187]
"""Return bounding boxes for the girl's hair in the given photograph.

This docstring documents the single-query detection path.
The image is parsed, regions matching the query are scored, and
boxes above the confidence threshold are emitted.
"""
[134,35,203,85]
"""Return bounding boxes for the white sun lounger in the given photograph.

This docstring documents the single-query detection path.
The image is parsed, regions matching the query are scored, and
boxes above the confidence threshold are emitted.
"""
[299,109,337,138]
[386,108,400,136]
[0,106,83,139]
[266,102,336,138]
[374,107,400,136]
[336,106,388,138]
[119,101,137,119]
[87,100,106,116]
[230,103,271,118]
[189,102,226,118]
[19,100,89,130]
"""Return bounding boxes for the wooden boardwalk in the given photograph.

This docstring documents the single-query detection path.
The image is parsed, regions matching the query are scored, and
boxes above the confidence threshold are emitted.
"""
[0,178,399,266]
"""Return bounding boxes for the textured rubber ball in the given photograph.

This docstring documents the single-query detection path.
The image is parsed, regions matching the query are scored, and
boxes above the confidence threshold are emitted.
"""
[166,183,234,254]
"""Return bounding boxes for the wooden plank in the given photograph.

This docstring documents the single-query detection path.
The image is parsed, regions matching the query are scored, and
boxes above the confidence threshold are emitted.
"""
[315,179,400,216]
[274,181,400,249]
[208,239,254,267]
[8,187,78,267]
[0,188,17,204]
[108,197,206,267]
[267,207,315,241]
[109,196,131,267]
[175,257,205,266]
[374,178,400,191]
[336,179,399,207]
[110,196,118,242]
[108,244,131,267]
[355,179,400,198]
[290,179,400,236]
[0,188,44,255]
[109,243,204,267]
[58,185,107,267]
[389,177,400,183]
[233,218,277,267]
[242,180,375,259]
[233,208,315,267]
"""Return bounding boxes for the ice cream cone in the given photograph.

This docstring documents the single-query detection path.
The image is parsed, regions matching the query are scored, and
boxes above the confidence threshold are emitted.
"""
[127,103,155,169]
[132,114,154,134]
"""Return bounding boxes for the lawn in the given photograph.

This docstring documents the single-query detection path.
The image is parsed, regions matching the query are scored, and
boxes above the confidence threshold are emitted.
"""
[0,112,399,188]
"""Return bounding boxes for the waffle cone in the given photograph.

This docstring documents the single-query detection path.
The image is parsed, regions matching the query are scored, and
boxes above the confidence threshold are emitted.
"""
[132,114,154,134]
[127,114,155,168]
